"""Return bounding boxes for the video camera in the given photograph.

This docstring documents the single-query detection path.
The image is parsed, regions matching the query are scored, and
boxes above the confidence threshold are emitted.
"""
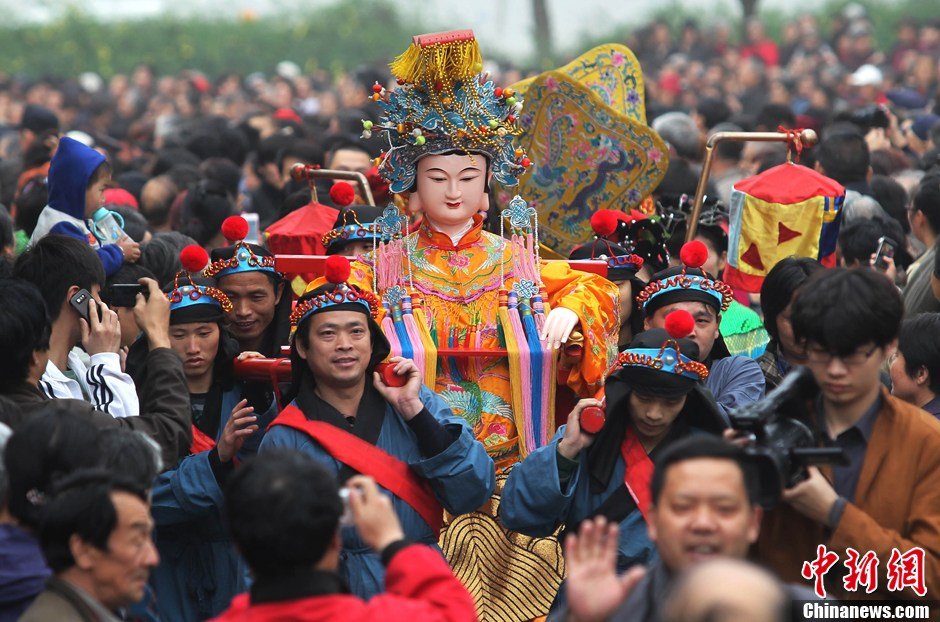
[728,367,847,507]
[837,104,890,133]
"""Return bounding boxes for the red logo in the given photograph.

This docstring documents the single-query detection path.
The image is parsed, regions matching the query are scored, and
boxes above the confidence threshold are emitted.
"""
[886,547,927,597]
[802,544,840,598]
[843,548,879,594]
[803,546,928,598]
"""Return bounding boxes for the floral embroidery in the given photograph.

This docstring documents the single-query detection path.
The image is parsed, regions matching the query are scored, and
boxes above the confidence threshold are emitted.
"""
[445,250,472,273]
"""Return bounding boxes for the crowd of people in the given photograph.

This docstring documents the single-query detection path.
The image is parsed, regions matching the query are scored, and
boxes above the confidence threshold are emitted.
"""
[0,7,938,622]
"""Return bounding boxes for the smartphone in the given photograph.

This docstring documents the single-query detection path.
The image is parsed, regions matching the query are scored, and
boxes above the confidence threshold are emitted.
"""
[69,289,95,322]
[106,283,146,308]
[873,236,896,271]
[338,488,354,526]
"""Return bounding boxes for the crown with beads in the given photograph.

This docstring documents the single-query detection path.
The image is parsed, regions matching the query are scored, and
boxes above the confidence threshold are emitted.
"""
[637,240,733,314]
[203,216,281,280]
[363,30,530,194]
[322,195,383,252]
[290,256,380,329]
[167,245,233,314]
[610,310,708,381]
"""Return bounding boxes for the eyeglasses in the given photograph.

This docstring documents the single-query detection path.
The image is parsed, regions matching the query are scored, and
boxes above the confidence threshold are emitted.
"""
[805,344,880,366]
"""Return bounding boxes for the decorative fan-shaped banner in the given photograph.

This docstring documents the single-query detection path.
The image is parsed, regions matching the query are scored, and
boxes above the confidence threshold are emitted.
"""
[512,44,647,124]
[497,72,668,255]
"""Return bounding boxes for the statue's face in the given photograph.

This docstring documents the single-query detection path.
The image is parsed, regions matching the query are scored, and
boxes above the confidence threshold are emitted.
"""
[408,153,489,228]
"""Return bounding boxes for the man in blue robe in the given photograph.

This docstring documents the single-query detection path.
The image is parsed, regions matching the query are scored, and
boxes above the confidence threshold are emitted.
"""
[259,256,495,599]
[500,313,727,612]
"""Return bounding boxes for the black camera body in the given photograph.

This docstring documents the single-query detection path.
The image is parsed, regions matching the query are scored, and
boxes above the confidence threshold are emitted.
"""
[839,104,890,132]
[729,367,847,507]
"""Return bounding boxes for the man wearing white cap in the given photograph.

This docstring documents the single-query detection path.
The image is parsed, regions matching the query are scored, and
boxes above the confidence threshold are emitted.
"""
[849,64,885,106]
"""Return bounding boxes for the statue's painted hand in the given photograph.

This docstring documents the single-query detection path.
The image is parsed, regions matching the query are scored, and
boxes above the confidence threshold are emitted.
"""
[540,307,580,350]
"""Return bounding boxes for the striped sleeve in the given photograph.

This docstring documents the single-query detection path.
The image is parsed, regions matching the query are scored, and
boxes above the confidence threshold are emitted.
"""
[85,353,140,418]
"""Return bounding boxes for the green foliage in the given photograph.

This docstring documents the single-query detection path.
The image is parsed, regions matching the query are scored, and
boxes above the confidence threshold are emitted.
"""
[571,0,940,57]
[0,0,420,79]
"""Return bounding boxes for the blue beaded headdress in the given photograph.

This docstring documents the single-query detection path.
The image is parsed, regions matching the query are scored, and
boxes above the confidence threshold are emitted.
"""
[167,246,233,315]
[364,30,531,193]
[291,256,380,329]
[609,311,708,382]
[204,216,281,280]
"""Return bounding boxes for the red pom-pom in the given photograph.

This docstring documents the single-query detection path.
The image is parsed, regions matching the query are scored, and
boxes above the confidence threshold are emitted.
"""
[221,216,249,243]
[664,310,695,339]
[180,245,209,273]
[590,210,620,237]
[324,255,351,285]
[329,182,356,207]
[679,240,709,269]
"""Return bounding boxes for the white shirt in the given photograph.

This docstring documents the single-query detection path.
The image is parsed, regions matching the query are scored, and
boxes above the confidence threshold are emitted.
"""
[39,350,139,418]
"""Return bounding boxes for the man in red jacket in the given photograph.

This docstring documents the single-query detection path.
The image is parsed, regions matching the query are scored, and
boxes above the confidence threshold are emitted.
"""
[212,449,477,622]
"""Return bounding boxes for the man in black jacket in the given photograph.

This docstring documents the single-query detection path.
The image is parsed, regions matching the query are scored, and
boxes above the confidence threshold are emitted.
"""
[0,276,191,468]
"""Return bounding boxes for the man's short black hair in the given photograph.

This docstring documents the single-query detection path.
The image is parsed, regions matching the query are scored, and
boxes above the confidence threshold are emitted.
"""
[225,450,343,577]
[323,135,371,163]
[651,435,759,506]
[0,279,52,393]
[755,103,796,132]
[96,429,163,491]
[838,216,909,270]
[759,257,822,343]
[13,234,105,323]
[13,175,49,237]
[816,132,870,185]
[151,148,200,178]
[870,175,911,235]
[5,403,101,529]
[912,175,940,235]
[139,231,198,288]
[897,313,940,395]
[178,179,235,247]
[39,469,148,574]
[277,140,324,172]
[695,98,732,131]
[792,267,902,355]
[200,157,242,200]
[838,218,883,266]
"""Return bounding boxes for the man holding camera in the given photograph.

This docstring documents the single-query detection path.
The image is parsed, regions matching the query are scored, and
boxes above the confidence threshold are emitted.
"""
[214,450,477,622]
[754,267,940,601]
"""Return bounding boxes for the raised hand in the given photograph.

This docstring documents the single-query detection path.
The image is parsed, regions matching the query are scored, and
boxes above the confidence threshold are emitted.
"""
[565,517,645,622]
[217,399,257,462]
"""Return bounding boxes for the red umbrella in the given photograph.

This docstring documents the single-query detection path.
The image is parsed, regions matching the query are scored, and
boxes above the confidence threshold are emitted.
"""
[264,201,339,288]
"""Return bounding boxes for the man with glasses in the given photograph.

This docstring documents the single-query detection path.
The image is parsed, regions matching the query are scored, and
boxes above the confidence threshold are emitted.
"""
[753,267,940,602]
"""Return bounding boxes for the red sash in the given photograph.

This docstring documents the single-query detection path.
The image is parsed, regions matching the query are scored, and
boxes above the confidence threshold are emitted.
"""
[270,405,444,534]
[191,425,216,454]
[620,426,654,523]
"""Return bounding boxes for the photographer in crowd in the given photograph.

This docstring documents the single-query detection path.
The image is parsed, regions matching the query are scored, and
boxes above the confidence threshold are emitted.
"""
[753,267,940,601]
[213,450,477,621]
